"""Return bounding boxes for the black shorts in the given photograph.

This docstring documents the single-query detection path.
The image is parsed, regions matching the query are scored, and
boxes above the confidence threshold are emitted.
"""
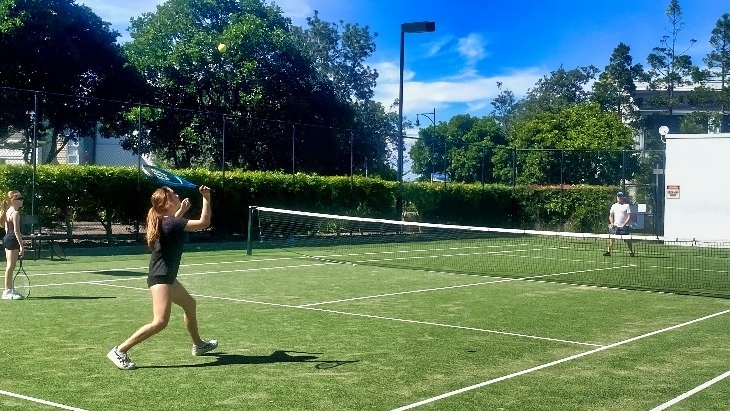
[610,226,630,236]
[147,274,177,287]
[3,234,20,250]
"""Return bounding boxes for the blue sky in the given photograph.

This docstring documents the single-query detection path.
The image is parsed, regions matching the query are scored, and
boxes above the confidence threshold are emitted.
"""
[81,0,728,125]
[81,0,727,176]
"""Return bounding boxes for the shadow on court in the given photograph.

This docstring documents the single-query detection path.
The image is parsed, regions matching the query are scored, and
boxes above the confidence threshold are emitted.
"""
[30,296,117,300]
[92,270,147,277]
[138,350,359,369]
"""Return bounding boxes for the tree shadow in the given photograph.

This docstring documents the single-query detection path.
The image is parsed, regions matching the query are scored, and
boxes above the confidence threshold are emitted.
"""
[138,350,359,369]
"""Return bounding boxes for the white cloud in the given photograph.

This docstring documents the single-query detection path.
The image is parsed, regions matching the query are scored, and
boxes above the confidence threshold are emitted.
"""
[457,33,487,63]
[373,61,542,116]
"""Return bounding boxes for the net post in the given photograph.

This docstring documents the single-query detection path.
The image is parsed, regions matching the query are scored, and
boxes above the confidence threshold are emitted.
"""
[246,206,255,255]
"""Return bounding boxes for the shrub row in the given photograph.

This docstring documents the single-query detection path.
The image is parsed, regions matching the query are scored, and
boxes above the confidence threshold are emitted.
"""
[0,165,618,240]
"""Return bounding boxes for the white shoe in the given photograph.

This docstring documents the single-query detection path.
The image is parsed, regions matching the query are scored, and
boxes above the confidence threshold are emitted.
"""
[107,347,136,370]
[192,339,218,356]
[2,289,21,300]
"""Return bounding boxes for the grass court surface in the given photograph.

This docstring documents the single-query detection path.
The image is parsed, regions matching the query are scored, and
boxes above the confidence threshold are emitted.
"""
[0,243,728,410]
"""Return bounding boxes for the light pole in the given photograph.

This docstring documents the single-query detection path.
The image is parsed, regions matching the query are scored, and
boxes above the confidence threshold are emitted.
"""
[415,108,436,180]
[398,21,435,220]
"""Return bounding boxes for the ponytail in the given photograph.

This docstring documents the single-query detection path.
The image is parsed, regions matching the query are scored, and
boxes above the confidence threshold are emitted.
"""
[145,187,173,250]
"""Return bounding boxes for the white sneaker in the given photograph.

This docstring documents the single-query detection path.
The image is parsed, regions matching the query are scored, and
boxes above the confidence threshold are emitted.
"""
[192,339,218,356]
[2,289,21,300]
[107,347,136,370]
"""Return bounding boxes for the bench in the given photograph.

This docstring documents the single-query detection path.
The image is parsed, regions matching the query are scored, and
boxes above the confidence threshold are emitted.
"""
[20,215,66,260]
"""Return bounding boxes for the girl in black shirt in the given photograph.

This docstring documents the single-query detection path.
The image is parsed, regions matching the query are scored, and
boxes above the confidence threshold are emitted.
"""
[107,185,217,370]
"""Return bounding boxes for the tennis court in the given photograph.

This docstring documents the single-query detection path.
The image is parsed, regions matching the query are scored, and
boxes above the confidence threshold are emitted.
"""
[1,235,728,410]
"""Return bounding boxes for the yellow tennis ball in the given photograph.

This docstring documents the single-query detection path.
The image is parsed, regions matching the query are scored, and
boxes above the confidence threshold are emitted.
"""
[217,43,227,53]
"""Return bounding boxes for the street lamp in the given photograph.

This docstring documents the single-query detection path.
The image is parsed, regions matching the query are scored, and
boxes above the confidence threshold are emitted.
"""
[398,21,435,220]
[415,108,436,180]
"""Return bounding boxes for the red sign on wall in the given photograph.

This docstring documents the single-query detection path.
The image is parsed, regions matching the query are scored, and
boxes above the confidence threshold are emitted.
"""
[666,185,680,199]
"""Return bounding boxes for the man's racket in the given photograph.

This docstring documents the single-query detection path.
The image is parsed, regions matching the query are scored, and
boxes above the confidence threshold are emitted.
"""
[142,165,198,189]
[13,257,30,299]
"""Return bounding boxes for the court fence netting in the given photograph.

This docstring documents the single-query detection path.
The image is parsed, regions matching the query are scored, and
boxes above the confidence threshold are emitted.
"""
[247,206,729,299]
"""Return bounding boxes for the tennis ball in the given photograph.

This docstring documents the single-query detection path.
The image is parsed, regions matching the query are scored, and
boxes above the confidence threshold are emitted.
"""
[217,43,227,53]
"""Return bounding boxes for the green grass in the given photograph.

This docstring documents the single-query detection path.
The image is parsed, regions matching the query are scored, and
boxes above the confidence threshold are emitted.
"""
[0,245,728,410]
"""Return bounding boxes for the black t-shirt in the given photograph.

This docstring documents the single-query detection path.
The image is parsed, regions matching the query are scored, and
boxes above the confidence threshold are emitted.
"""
[148,216,188,279]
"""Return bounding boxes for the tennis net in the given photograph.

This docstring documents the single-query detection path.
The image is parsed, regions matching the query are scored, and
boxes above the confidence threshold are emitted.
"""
[247,206,729,299]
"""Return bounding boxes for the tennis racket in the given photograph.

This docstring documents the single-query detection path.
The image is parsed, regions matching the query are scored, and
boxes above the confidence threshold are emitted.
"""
[142,165,198,189]
[13,257,30,299]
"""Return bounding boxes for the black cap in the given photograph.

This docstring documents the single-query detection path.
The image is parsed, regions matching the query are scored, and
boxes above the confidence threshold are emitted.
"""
[616,191,625,197]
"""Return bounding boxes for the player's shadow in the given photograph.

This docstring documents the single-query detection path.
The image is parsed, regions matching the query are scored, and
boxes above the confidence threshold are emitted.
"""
[139,350,358,369]
[31,296,116,300]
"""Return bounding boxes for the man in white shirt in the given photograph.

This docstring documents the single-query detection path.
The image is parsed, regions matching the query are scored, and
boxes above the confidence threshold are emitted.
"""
[604,191,635,257]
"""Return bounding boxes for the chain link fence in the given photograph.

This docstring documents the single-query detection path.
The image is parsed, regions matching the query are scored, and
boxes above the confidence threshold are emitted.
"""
[1,88,667,242]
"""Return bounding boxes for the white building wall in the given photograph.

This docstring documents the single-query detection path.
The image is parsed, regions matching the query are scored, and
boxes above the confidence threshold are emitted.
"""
[663,133,730,241]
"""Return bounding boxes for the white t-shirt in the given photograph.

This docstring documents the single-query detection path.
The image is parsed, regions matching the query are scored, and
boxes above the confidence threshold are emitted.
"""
[610,202,631,227]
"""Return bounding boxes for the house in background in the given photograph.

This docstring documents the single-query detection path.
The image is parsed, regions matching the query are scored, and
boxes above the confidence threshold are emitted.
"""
[0,127,149,167]
[633,81,727,149]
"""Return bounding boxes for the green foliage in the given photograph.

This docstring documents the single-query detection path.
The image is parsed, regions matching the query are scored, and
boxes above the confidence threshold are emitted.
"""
[410,115,506,183]
[496,103,637,185]
[591,42,643,127]
[0,165,625,240]
[0,0,148,163]
[642,0,696,115]
[513,185,616,232]
[0,165,147,241]
[517,65,599,116]
[121,0,388,175]
[0,0,20,33]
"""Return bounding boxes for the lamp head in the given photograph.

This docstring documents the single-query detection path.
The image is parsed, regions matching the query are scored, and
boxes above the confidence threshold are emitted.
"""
[402,21,436,33]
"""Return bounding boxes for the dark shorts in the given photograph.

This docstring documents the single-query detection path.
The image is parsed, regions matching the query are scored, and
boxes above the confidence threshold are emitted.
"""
[3,234,20,250]
[147,274,177,288]
[610,226,630,236]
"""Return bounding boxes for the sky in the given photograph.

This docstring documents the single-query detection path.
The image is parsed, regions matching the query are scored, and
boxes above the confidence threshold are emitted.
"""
[80,0,728,176]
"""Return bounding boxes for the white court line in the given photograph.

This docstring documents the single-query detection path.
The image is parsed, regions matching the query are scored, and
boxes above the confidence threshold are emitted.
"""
[41,262,627,348]
[31,261,336,288]
[297,277,520,307]
[89,283,602,347]
[390,309,730,411]
[300,265,633,307]
[0,390,89,411]
[649,370,730,410]
[298,306,603,347]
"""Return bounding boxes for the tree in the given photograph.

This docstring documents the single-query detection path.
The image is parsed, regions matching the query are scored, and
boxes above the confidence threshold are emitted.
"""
[122,0,388,175]
[517,65,599,117]
[643,0,697,116]
[0,0,148,163]
[690,13,730,132]
[292,11,378,104]
[591,43,643,128]
[0,0,21,33]
[490,81,516,130]
[291,11,394,177]
[492,102,636,185]
[409,115,506,183]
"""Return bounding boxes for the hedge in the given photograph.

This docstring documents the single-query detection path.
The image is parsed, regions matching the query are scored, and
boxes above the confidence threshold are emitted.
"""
[0,165,619,242]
